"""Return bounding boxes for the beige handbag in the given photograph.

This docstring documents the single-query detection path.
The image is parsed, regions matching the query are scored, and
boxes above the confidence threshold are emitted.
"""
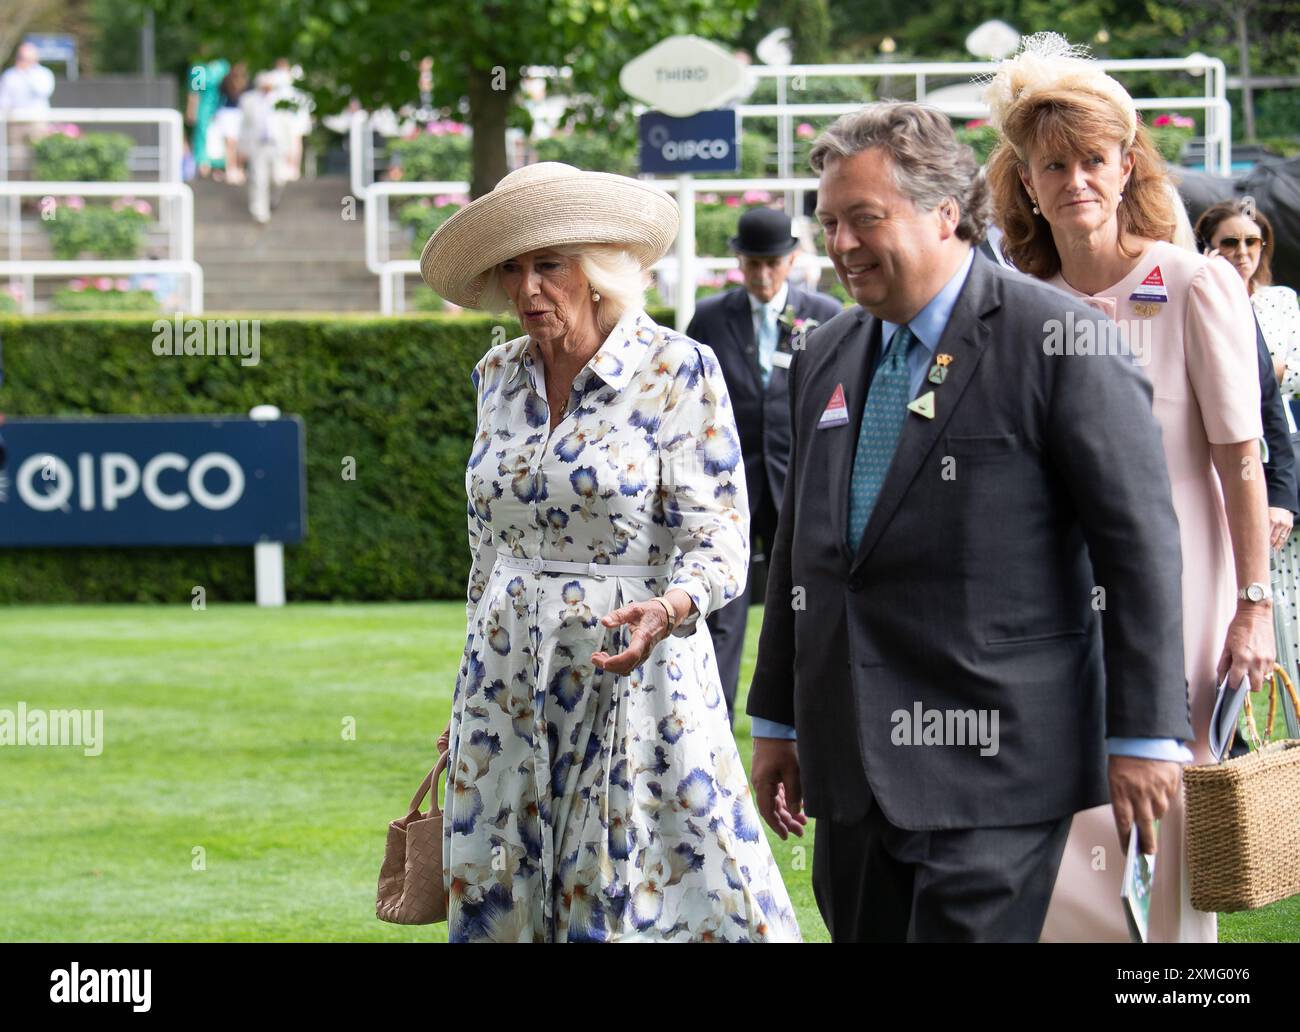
[376,751,449,924]
[1184,664,1300,912]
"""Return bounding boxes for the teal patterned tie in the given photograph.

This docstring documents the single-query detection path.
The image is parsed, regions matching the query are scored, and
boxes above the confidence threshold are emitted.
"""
[847,324,918,549]
[757,304,779,387]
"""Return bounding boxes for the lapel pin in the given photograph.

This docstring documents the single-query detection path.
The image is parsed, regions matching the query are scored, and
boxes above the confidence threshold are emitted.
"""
[818,382,850,428]
[928,353,953,385]
[907,391,935,419]
[1129,265,1167,318]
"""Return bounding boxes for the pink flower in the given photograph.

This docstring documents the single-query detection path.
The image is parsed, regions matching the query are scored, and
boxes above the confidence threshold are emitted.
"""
[7,283,24,300]
[796,122,815,139]
[966,119,988,129]
[725,268,744,283]
[1153,114,1172,127]
[65,196,85,211]
[724,195,741,207]
[134,200,153,216]
[53,123,82,138]
[94,276,113,291]
[699,192,720,205]
[69,278,85,291]
[742,190,772,204]
[1172,114,1195,129]
[139,277,159,292]
[115,278,131,292]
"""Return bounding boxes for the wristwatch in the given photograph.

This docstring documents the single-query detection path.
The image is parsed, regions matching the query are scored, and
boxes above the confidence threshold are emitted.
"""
[1238,582,1273,604]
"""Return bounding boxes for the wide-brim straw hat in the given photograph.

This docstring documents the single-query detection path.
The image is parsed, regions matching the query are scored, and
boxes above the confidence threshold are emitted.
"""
[418,162,679,309]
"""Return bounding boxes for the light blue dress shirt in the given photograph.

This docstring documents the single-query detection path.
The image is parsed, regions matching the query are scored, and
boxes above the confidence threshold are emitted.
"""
[751,248,1194,764]
[750,281,789,388]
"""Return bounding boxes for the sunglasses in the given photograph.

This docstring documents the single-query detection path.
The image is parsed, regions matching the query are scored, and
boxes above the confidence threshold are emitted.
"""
[1216,236,1263,250]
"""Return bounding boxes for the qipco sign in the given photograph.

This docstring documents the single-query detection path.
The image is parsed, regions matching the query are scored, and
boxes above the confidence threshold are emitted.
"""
[0,416,305,547]
[638,109,740,175]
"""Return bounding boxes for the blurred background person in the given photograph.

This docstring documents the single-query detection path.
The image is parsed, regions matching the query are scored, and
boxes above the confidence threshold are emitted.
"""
[212,61,248,184]
[0,41,56,178]
[185,54,230,179]
[239,70,287,224]
[271,58,312,183]
[685,207,841,725]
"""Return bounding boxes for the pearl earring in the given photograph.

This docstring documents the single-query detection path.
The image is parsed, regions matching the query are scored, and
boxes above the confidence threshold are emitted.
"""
[590,289,600,302]
[1031,202,1040,215]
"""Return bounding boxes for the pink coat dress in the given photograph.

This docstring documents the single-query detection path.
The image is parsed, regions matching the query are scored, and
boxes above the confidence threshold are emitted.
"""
[1041,241,1262,943]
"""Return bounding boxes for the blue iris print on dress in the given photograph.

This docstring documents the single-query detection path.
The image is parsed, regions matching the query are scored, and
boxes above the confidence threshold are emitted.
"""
[676,768,717,816]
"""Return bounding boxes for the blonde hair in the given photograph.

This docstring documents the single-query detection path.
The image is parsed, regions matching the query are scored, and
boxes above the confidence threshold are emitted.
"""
[478,244,648,334]
[986,88,1176,279]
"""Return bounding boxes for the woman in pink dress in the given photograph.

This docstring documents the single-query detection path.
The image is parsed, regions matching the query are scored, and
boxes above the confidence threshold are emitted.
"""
[983,34,1276,942]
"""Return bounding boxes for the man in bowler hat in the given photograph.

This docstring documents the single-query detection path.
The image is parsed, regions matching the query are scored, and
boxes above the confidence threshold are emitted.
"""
[686,207,842,725]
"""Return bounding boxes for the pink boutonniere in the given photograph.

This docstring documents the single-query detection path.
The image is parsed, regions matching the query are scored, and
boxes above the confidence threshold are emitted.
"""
[778,312,820,348]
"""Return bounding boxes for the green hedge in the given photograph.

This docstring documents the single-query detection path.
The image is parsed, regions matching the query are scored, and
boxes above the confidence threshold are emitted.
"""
[0,311,673,603]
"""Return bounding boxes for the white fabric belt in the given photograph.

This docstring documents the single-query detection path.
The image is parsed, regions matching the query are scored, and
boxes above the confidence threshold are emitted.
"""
[494,554,668,579]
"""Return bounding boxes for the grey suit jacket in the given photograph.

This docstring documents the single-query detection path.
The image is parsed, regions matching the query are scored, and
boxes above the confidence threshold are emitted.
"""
[747,252,1193,829]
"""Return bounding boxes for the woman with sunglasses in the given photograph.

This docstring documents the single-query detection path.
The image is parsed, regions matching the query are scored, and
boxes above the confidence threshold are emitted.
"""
[1197,199,1300,729]
[1196,201,1300,396]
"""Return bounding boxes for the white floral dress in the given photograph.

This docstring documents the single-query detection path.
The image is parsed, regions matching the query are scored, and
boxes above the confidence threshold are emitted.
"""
[443,307,801,942]
[1256,285,1300,729]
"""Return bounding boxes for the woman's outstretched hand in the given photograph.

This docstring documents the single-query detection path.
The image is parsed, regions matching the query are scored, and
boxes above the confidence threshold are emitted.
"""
[592,589,694,675]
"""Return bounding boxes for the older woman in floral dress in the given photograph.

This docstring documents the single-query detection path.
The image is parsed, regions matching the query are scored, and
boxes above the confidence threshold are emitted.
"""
[421,162,801,943]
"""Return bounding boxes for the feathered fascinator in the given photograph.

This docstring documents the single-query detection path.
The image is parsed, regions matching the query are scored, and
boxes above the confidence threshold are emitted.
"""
[979,32,1137,157]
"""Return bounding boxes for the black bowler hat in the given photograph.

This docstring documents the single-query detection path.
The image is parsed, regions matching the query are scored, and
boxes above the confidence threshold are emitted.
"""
[728,207,800,257]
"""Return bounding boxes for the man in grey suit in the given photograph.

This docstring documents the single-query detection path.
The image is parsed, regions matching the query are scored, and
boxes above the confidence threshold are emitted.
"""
[746,103,1195,942]
[685,209,841,725]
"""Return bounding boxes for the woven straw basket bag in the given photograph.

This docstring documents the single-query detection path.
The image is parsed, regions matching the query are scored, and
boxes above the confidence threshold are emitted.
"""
[1184,664,1300,913]
[376,751,449,924]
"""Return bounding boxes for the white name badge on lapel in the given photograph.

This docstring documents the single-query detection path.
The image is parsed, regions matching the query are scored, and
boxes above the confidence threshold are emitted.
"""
[819,383,850,428]
[771,351,792,370]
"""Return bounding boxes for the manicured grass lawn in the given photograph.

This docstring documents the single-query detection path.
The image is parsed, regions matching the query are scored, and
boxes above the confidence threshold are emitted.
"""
[0,602,1293,942]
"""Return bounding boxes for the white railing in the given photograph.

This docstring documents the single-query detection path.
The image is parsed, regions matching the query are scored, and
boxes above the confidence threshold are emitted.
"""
[362,175,834,320]
[642,177,828,328]
[1,181,198,314]
[363,180,469,314]
[348,108,375,201]
[0,107,185,183]
[746,54,1232,177]
[0,259,204,315]
[348,55,1232,193]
